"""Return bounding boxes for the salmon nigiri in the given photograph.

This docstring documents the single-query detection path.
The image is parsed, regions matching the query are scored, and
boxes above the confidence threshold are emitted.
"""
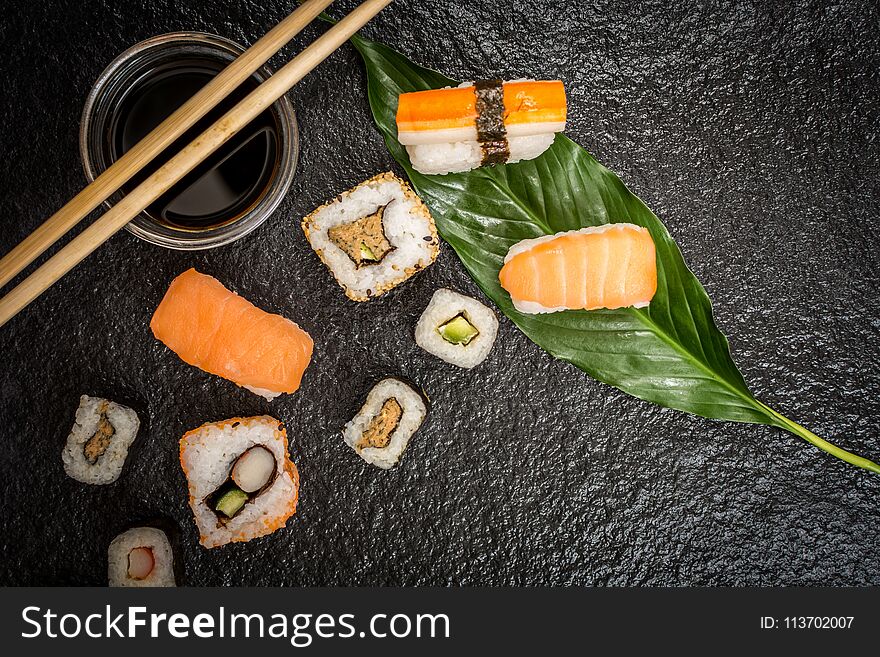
[150,269,313,400]
[499,224,658,314]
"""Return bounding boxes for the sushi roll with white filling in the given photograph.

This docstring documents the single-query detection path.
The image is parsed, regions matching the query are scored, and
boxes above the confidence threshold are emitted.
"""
[396,80,567,175]
[301,172,439,301]
[415,288,499,368]
[343,378,428,469]
[179,416,299,549]
[108,527,176,587]
[61,395,140,485]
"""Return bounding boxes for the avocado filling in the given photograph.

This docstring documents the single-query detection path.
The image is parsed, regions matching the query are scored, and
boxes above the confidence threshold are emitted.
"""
[206,447,278,521]
[328,203,395,267]
[83,401,115,464]
[438,314,480,346]
[214,486,248,518]
[356,397,403,450]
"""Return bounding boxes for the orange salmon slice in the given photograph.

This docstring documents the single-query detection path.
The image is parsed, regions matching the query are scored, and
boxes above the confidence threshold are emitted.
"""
[150,269,313,398]
[499,224,658,313]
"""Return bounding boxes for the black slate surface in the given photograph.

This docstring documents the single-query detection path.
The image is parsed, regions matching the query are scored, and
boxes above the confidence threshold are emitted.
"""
[1,0,878,586]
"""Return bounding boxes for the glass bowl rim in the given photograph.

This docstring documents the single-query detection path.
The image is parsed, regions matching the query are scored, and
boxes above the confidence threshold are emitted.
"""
[78,30,298,251]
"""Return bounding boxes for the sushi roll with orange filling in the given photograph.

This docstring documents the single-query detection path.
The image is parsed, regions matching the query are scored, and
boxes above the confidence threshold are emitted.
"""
[108,527,176,587]
[396,80,566,175]
[179,416,299,548]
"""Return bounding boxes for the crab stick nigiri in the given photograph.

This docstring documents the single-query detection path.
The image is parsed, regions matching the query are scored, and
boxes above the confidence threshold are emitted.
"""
[150,269,313,400]
[499,224,658,314]
[396,80,566,175]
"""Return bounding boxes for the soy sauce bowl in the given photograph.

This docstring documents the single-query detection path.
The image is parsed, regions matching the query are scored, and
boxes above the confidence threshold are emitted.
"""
[79,32,298,251]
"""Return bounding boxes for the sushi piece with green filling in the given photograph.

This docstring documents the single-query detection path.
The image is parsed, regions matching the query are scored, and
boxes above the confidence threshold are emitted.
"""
[415,288,499,368]
[179,416,299,548]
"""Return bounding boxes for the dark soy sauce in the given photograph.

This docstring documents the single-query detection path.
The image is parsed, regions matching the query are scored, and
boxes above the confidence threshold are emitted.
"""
[107,56,280,229]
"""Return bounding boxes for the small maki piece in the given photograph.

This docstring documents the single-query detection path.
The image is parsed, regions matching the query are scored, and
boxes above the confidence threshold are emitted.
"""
[61,395,140,485]
[301,172,439,301]
[415,288,499,368]
[108,527,176,587]
[179,416,299,548]
[343,378,428,469]
[396,80,567,175]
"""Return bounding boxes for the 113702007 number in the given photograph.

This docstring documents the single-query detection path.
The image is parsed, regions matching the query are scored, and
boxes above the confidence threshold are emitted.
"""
[783,617,854,629]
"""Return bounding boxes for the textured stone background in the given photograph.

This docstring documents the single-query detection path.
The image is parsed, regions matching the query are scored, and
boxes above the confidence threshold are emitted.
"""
[0,0,878,586]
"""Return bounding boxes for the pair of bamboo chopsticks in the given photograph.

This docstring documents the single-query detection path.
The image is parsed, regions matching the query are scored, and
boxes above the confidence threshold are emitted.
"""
[0,0,392,328]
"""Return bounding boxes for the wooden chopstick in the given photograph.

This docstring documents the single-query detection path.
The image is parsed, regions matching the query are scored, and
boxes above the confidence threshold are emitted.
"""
[0,0,392,328]
[0,0,335,291]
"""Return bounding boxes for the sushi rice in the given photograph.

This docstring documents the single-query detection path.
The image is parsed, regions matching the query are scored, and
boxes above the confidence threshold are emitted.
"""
[406,134,556,176]
[415,288,499,368]
[108,526,176,587]
[343,378,427,469]
[302,172,439,301]
[62,395,140,485]
[179,416,299,549]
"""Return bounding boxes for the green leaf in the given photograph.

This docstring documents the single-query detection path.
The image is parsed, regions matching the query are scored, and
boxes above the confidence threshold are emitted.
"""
[349,33,879,474]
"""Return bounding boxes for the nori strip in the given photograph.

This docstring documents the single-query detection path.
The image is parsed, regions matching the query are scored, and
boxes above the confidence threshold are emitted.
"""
[480,139,510,165]
[474,79,510,165]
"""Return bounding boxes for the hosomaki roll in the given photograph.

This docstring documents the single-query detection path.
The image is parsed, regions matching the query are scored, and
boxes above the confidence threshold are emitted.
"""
[180,416,299,548]
[343,378,428,469]
[62,395,140,485]
[150,269,313,400]
[396,80,566,175]
[108,527,176,587]
[415,288,499,368]
[499,224,658,313]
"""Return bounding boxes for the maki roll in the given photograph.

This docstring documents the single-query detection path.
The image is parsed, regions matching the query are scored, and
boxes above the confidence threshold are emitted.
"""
[151,268,314,401]
[301,172,439,301]
[108,527,176,587]
[343,378,427,469]
[179,416,299,548]
[415,288,499,368]
[61,395,140,485]
[396,80,567,175]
